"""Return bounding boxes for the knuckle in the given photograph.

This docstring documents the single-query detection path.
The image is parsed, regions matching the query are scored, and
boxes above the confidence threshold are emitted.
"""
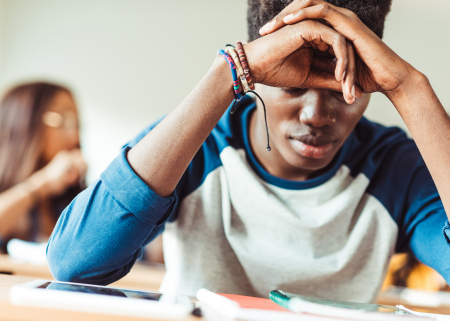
[335,34,346,45]
[318,3,331,15]
[345,9,358,19]
[301,20,315,34]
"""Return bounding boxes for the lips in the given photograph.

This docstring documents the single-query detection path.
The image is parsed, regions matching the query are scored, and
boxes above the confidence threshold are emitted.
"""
[289,134,337,159]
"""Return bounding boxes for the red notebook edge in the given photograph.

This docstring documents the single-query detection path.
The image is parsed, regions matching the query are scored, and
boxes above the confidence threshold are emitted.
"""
[217,293,293,312]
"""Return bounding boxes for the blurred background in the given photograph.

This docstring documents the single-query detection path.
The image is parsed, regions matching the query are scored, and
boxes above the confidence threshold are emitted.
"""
[0,0,450,302]
[0,0,449,183]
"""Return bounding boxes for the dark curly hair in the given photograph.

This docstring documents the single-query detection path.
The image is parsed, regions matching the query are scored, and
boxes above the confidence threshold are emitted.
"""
[247,0,392,42]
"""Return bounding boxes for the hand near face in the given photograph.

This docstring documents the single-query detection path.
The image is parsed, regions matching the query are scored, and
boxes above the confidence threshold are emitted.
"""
[34,149,87,198]
[244,18,363,104]
[259,0,415,96]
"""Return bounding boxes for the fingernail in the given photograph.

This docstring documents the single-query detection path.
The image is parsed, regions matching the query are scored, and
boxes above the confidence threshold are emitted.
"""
[261,20,276,33]
[351,85,356,98]
[284,13,294,23]
[341,71,346,82]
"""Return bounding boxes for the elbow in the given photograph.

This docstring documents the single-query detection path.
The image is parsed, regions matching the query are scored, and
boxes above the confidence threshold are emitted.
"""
[46,240,85,283]
[47,238,137,286]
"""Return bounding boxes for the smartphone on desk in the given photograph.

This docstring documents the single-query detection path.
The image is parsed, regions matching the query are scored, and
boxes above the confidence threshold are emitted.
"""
[11,279,194,319]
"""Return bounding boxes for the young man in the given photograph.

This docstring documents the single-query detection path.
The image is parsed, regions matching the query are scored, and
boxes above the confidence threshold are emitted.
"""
[47,0,450,303]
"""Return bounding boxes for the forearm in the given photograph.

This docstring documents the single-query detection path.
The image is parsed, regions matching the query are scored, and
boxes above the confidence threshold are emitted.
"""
[127,56,234,197]
[0,175,45,236]
[387,69,450,217]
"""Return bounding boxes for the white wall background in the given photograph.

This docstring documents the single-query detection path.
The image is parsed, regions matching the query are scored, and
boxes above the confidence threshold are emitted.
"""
[0,0,449,183]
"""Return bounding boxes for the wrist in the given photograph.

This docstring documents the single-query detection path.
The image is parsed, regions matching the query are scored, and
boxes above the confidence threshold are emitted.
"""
[242,42,261,84]
[21,176,43,206]
[385,67,428,106]
[27,171,50,200]
[212,55,237,102]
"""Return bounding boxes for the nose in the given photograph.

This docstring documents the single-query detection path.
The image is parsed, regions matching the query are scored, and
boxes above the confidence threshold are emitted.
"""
[299,89,336,128]
[66,128,80,149]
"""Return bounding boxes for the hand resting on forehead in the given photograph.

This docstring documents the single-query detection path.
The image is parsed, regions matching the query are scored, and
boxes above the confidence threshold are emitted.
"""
[243,16,362,104]
[259,0,414,96]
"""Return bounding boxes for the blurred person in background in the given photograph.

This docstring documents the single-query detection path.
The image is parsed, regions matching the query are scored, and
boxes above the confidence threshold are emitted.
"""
[383,253,449,292]
[0,82,86,252]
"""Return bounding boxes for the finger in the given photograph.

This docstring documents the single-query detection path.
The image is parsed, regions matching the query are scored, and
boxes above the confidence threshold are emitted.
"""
[341,78,354,104]
[260,0,321,36]
[301,67,342,92]
[70,148,82,157]
[347,41,362,99]
[346,42,364,98]
[302,21,348,81]
[70,149,84,162]
[67,149,86,170]
[54,149,69,161]
[281,3,362,43]
[312,55,363,100]
[74,155,87,173]
[312,38,330,52]
[342,41,356,103]
[312,56,336,74]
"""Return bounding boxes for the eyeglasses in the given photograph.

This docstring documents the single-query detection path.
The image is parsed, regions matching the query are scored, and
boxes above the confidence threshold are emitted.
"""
[42,111,79,131]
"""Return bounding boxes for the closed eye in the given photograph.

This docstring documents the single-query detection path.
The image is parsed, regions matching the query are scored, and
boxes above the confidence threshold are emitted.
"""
[330,89,346,102]
[280,88,306,94]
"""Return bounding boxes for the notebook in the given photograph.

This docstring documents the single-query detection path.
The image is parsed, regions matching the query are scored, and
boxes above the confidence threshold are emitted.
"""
[197,289,310,321]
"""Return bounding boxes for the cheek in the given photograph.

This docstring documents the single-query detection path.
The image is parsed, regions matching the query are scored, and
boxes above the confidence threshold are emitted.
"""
[267,107,299,144]
[264,98,300,129]
[41,129,73,162]
[336,97,369,133]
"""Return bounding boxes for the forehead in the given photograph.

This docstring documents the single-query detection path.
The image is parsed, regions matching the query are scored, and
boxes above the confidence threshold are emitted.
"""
[46,90,77,114]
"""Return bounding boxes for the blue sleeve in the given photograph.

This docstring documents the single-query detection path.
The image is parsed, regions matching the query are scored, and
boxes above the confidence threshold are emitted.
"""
[360,127,450,283]
[46,146,177,285]
[399,161,450,280]
[47,116,224,285]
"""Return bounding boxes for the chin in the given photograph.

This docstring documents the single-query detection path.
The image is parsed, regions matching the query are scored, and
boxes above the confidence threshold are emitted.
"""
[285,148,337,173]
[294,157,332,172]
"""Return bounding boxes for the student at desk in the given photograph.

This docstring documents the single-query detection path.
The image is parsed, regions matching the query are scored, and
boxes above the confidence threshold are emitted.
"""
[48,0,450,303]
[0,82,86,250]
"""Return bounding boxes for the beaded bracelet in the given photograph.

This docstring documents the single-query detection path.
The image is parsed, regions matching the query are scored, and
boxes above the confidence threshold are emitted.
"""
[235,41,255,90]
[217,49,242,100]
[226,46,250,93]
[218,44,271,151]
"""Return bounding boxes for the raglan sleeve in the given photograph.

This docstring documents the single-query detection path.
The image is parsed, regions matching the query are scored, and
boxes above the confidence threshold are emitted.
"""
[378,139,450,283]
[403,163,450,282]
[46,121,182,285]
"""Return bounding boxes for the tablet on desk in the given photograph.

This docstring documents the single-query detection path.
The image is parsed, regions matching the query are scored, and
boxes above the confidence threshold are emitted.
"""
[11,279,194,319]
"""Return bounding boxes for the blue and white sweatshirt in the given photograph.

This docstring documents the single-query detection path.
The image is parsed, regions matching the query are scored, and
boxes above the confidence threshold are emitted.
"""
[47,96,450,303]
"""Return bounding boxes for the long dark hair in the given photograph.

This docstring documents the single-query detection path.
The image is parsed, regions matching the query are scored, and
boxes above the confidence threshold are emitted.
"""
[0,82,75,192]
[0,82,84,237]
